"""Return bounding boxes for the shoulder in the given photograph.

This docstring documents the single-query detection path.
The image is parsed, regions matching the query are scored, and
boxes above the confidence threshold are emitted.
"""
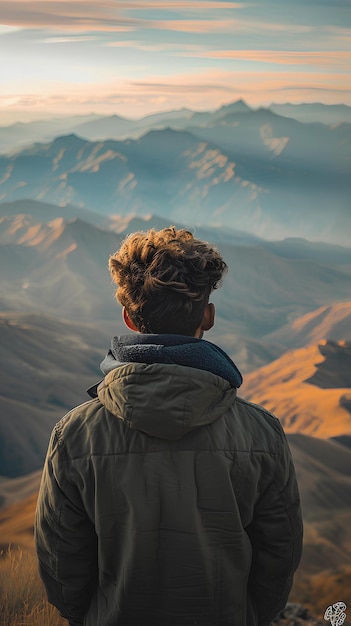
[52,398,110,459]
[55,398,103,432]
[236,396,284,435]
[227,396,288,457]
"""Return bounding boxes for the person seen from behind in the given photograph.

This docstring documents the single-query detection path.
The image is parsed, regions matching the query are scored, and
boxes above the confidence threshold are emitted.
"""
[35,226,303,626]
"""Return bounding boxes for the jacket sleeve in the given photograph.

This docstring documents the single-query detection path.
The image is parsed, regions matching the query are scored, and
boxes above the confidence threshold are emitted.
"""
[34,425,98,624]
[246,428,303,626]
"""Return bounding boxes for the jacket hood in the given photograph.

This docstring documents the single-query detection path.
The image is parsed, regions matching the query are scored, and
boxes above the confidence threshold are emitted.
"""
[96,334,241,440]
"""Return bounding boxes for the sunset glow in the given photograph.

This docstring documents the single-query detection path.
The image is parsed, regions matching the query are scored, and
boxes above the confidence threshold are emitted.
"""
[0,0,350,123]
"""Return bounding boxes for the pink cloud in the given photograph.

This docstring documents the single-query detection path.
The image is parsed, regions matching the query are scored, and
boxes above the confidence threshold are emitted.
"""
[105,40,205,53]
[117,1,245,7]
[0,1,139,31]
[123,68,351,109]
[192,50,351,70]
[0,0,244,34]
[143,18,314,34]
[0,2,313,35]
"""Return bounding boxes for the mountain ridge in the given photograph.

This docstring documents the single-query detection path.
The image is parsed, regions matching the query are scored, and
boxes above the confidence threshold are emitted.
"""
[0,110,349,244]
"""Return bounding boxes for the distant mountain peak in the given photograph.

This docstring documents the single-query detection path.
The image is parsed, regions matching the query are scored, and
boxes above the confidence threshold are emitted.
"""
[137,126,196,142]
[51,133,88,146]
[110,114,131,121]
[216,99,251,115]
[139,107,194,123]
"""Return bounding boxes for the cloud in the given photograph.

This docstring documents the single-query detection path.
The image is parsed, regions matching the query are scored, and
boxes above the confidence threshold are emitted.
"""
[105,40,206,53]
[141,19,239,33]
[123,68,351,108]
[191,50,351,70]
[326,25,351,35]
[130,81,237,94]
[0,1,316,36]
[0,1,350,121]
[116,1,245,8]
[41,35,98,43]
[0,1,245,34]
[141,18,314,34]
[0,24,20,34]
[0,6,247,35]
[0,1,139,31]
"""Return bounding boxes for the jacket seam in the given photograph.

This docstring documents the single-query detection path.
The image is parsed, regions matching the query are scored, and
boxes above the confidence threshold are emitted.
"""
[65,449,279,461]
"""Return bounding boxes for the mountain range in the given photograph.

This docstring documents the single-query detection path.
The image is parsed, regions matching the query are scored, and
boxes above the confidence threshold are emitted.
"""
[1,100,351,155]
[0,100,350,245]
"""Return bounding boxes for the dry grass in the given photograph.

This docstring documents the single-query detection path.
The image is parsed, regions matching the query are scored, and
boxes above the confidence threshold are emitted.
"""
[290,566,351,623]
[0,547,66,626]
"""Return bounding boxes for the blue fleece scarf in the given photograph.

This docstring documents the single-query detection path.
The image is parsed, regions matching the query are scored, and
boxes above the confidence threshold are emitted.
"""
[100,334,243,389]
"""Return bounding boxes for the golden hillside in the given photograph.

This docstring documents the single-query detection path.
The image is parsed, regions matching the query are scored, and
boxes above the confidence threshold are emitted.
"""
[241,341,351,438]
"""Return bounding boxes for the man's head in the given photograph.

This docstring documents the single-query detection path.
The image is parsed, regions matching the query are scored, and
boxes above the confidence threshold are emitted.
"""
[109,226,227,337]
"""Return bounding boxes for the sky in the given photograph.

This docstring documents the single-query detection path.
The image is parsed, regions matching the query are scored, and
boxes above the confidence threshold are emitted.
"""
[0,0,350,124]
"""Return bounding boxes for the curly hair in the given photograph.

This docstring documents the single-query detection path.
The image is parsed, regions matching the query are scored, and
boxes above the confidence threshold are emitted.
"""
[109,226,227,335]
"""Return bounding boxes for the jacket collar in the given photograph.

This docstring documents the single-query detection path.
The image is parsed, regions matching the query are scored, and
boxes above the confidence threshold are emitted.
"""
[100,334,243,388]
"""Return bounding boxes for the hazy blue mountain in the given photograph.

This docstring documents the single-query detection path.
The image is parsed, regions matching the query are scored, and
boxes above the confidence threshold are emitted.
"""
[63,101,253,143]
[0,112,350,245]
[0,198,111,228]
[269,102,351,125]
[138,107,194,124]
[187,107,350,171]
[74,108,196,142]
[258,237,351,265]
[73,113,135,141]
[1,100,350,155]
[0,114,101,155]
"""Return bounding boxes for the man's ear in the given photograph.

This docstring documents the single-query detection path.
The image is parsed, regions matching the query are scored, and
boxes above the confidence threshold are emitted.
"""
[122,307,139,332]
[201,302,215,332]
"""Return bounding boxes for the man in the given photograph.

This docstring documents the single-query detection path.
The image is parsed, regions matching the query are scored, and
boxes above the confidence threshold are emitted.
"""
[35,226,303,626]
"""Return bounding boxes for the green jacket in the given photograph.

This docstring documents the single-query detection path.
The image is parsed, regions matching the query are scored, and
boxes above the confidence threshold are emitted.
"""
[35,359,303,626]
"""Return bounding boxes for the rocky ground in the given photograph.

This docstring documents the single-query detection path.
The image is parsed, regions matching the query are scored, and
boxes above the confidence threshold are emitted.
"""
[272,604,325,625]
